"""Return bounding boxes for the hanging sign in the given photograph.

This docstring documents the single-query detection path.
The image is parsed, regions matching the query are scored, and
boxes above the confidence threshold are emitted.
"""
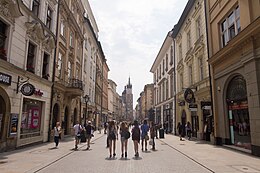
[0,72,12,85]
[21,83,35,96]
[184,88,194,103]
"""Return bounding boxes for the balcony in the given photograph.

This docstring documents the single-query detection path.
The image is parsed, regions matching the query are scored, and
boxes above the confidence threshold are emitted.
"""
[66,78,83,97]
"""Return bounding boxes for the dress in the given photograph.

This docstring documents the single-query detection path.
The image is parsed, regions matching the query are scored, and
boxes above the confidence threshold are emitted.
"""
[132,126,140,143]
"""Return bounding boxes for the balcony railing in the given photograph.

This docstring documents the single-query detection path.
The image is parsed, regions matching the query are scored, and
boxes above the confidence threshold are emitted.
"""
[67,78,83,90]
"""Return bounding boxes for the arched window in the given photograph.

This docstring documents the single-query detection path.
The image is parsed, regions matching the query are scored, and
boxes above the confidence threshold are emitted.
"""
[226,75,247,103]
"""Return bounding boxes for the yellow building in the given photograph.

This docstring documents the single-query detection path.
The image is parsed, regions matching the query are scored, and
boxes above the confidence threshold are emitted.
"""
[206,0,260,156]
[174,0,211,140]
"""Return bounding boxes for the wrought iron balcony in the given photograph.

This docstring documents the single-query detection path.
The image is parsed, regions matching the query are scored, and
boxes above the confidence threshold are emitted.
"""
[67,78,83,90]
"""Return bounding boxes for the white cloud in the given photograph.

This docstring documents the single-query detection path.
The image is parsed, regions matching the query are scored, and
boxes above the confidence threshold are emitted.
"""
[89,0,188,103]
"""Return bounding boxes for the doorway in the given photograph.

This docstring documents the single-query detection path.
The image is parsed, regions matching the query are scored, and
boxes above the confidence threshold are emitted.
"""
[64,107,69,135]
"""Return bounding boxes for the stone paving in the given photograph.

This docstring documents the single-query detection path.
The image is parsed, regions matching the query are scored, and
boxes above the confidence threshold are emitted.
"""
[0,132,259,173]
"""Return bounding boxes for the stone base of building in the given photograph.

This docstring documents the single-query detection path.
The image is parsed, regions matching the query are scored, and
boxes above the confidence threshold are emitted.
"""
[252,145,260,157]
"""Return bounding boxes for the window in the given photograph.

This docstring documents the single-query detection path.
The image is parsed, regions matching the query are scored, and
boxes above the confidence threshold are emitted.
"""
[196,16,202,39]
[162,60,165,75]
[76,67,80,79]
[166,54,168,71]
[60,20,65,37]
[159,64,162,78]
[166,80,169,99]
[221,6,240,47]
[85,40,88,49]
[170,45,173,65]
[179,43,182,60]
[68,61,72,79]
[84,57,87,73]
[90,62,93,78]
[170,74,174,97]
[27,42,36,73]
[21,98,42,139]
[180,73,183,91]
[69,32,73,47]
[0,20,7,61]
[32,0,40,16]
[46,6,52,29]
[57,52,62,78]
[187,30,191,50]
[198,57,204,80]
[189,65,193,85]
[42,53,49,79]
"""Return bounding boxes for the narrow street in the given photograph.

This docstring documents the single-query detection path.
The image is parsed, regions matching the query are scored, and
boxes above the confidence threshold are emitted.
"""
[1,132,260,173]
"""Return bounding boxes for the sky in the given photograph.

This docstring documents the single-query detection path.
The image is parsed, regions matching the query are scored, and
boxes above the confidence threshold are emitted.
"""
[88,0,188,105]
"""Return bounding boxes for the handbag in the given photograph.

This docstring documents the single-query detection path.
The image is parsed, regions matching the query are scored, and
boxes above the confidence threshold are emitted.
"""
[149,139,153,145]
[145,135,149,140]
[125,131,130,139]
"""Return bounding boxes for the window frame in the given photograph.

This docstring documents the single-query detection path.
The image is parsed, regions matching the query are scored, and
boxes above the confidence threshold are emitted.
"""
[46,6,53,29]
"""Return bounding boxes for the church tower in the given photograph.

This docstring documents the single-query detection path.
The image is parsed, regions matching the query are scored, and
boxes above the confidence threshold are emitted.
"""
[122,77,133,121]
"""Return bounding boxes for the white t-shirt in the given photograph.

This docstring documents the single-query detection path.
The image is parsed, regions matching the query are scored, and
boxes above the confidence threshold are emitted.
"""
[54,126,61,137]
[73,124,82,135]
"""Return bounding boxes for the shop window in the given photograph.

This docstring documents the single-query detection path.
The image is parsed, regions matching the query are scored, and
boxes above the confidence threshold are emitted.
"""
[32,0,40,16]
[0,20,7,61]
[46,6,52,29]
[26,42,36,73]
[21,98,42,139]
[42,52,49,80]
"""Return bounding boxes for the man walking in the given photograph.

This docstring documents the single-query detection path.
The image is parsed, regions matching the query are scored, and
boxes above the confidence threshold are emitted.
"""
[73,121,82,150]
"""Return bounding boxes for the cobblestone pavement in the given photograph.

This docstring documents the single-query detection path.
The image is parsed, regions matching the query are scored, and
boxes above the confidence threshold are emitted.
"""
[0,132,260,173]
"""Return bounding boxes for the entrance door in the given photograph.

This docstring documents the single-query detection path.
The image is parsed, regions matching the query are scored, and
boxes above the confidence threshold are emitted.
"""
[0,95,6,139]
[73,108,77,125]
[52,104,59,128]
[191,111,198,137]
[64,107,69,135]
[226,75,251,150]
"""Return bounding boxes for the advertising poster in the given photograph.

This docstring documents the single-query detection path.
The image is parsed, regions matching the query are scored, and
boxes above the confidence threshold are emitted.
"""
[10,113,18,135]
[31,108,40,128]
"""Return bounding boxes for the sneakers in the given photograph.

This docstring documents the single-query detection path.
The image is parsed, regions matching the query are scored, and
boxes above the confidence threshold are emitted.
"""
[75,145,78,150]
[113,153,116,157]
[86,147,89,150]
[121,153,124,158]
[125,152,127,158]
[135,152,139,157]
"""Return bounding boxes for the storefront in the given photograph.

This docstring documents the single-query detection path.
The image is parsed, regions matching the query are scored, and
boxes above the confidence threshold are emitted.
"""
[226,75,251,150]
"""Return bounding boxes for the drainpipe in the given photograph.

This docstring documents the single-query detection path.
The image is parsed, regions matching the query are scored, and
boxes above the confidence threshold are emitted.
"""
[48,0,60,141]
[204,0,215,144]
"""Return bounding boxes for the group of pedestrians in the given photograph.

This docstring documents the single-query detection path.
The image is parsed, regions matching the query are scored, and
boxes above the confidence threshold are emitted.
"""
[105,119,156,158]
[53,119,157,158]
[177,121,192,141]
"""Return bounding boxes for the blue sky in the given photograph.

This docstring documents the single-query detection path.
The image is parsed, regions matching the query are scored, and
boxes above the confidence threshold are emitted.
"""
[89,0,188,105]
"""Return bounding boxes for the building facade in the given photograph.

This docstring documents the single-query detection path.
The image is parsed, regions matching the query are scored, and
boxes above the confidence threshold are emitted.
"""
[150,32,176,133]
[52,0,85,137]
[173,0,211,139]
[206,0,260,156]
[0,0,57,151]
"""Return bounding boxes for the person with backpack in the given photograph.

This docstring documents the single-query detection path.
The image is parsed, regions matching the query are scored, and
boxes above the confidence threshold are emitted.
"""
[107,120,118,158]
[119,121,130,158]
[84,121,94,150]
[131,120,141,157]
[73,121,82,150]
[141,119,149,151]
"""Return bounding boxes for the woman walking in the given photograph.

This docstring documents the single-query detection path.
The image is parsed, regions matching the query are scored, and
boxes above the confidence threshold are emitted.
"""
[132,120,141,157]
[150,121,156,150]
[54,122,61,148]
[107,120,118,158]
[141,119,149,151]
[119,121,130,158]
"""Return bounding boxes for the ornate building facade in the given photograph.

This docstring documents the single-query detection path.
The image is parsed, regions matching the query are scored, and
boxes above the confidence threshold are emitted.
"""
[0,0,57,151]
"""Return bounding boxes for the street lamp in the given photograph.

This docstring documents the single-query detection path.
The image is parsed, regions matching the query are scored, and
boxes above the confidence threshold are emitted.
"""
[83,94,90,125]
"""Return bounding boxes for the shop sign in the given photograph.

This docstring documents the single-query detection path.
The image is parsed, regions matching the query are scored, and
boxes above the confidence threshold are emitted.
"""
[184,88,194,103]
[178,100,185,106]
[34,89,43,97]
[203,106,211,110]
[189,104,198,112]
[21,83,35,96]
[0,72,12,85]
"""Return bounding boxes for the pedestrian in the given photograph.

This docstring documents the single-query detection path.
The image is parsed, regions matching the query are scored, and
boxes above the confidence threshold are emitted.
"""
[84,121,93,150]
[186,121,192,140]
[150,121,156,150]
[141,119,149,151]
[107,120,118,158]
[177,122,184,141]
[132,120,141,157]
[53,122,61,148]
[119,121,130,158]
[73,121,82,150]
